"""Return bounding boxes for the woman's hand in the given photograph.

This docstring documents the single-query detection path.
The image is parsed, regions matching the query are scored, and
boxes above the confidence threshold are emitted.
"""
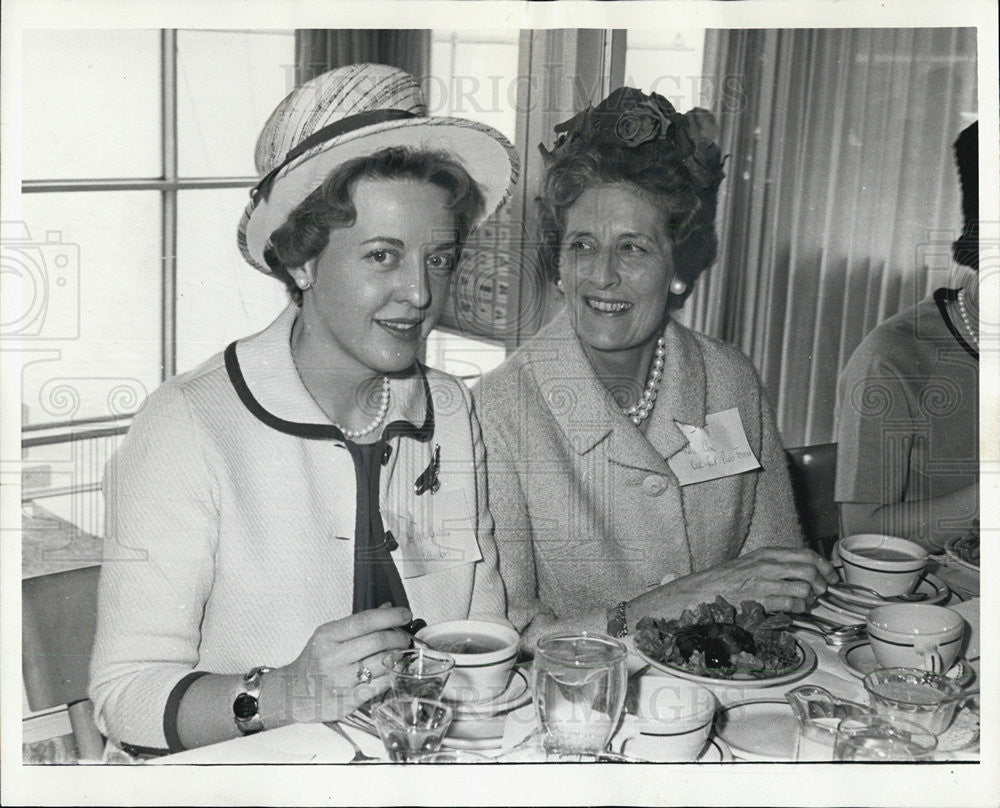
[627,547,838,622]
[261,606,412,726]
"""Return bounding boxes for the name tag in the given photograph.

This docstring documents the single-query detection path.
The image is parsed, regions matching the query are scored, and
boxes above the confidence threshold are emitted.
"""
[667,407,761,486]
[382,488,482,579]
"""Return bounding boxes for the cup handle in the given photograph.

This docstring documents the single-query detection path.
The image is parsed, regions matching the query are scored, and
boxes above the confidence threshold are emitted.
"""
[923,649,944,674]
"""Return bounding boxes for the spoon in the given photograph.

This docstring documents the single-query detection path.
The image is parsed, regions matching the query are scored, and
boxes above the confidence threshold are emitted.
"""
[324,721,379,763]
[829,581,929,603]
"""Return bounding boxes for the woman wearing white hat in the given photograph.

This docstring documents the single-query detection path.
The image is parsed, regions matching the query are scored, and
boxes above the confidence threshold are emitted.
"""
[90,64,519,755]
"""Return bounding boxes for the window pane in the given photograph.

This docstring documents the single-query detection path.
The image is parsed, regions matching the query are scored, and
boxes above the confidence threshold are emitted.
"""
[177,30,296,178]
[624,29,707,112]
[424,330,506,383]
[429,31,519,142]
[18,192,162,425]
[22,30,161,180]
[175,188,288,372]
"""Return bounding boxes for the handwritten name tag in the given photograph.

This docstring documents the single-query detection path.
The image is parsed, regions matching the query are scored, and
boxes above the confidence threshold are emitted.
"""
[382,488,482,579]
[667,407,761,486]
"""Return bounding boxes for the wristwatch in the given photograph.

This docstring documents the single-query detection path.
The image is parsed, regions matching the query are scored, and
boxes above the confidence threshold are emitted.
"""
[607,600,629,639]
[233,666,272,735]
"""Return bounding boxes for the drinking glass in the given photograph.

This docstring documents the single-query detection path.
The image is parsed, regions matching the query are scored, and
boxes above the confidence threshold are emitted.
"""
[372,697,453,762]
[533,632,628,755]
[384,648,455,700]
[834,714,938,761]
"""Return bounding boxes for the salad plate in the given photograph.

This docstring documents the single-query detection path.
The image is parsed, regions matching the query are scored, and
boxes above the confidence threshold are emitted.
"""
[637,637,816,689]
[713,699,797,761]
[634,597,817,687]
[944,535,980,573]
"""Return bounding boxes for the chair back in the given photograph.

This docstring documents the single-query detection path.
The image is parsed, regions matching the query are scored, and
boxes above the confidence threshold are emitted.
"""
[785,443,839,558]
[23,565,104,759]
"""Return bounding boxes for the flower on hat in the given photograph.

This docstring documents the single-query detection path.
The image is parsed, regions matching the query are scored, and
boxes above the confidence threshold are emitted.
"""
[538,86,725,190]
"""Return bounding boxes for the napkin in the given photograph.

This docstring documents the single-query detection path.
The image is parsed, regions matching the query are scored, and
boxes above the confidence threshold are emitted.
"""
[148,723,358,765]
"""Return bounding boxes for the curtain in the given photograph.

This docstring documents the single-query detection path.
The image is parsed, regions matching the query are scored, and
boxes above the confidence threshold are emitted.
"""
[685,29,977,448]
[295,30,430,86]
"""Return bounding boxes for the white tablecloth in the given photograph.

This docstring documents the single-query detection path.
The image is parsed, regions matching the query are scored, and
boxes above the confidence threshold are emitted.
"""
[149,596,979,765]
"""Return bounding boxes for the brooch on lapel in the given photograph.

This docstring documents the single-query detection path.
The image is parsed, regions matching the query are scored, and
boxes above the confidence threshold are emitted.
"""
[414,444,441,495]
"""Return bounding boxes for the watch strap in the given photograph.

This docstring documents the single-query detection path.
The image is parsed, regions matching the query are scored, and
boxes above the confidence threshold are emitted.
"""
[233,666,273,735]
[608,600,629,639]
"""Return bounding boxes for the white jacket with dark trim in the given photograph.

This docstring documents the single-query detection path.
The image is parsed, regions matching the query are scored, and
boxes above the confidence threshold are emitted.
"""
[90,304,505,751]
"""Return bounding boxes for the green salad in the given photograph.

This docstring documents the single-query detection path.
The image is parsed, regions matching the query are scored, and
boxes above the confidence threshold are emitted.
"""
[634,597,801,680]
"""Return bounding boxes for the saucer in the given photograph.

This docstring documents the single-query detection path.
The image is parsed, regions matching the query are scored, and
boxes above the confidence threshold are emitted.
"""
[443,669,532,744]
[446,668,531,717]
[818,573,949,619]
[837,640,976,684]
[713,699,797,761]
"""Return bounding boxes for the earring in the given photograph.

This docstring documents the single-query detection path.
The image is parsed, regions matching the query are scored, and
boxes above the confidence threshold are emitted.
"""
[555,276,564,291]
[296,277,312,291]
[670,279,687,295]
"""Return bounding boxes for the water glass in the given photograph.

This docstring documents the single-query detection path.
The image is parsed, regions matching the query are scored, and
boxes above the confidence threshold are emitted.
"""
[384,648,455,700]
[533,632,628,755]
[372,697,453,762]
[834,714,938,761]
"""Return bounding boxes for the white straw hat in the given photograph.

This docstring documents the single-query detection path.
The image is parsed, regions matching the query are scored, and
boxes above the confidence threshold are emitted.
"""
[238,63,520,273]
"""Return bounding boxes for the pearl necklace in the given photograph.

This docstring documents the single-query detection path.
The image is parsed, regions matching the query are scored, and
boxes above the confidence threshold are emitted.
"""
[335,376,390,439]
[624,335,667,426]
[956,289,978,346]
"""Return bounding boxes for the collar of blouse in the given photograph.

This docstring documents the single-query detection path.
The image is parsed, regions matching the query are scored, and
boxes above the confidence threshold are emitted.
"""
[231,303,430,437]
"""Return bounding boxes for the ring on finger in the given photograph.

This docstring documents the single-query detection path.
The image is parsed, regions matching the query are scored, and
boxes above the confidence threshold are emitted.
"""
[356,664,374,685]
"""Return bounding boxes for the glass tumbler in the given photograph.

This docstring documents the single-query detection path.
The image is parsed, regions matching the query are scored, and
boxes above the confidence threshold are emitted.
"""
[372,697,454,762]
[834,714,938,762]
[384,648,456,700]
[533,632,628,755]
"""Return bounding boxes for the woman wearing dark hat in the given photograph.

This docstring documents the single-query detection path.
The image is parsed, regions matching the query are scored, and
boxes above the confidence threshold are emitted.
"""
[474,88,835,648]
[90,64,518,754]
[836,121,979,550]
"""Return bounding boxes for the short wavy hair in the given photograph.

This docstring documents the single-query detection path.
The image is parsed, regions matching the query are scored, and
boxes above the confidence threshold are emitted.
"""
[537,91,724,311]
[264,146,486,304]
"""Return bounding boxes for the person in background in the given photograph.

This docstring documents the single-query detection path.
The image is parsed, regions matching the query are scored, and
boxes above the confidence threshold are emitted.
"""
[90,64,517,755]
[475,87,835,649]
[835,121,979,551]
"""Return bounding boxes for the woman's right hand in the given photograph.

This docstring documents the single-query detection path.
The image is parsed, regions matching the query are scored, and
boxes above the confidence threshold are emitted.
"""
[261,606,412,726]
[628,547,838,622]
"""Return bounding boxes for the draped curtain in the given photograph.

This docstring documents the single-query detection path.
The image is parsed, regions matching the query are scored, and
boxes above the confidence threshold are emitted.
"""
[683,28,977,447]
[295,30,430,85]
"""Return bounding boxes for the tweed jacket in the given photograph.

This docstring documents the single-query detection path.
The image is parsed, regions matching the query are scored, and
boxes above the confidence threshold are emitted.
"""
[474,308,802,641]
[90,304,505,751]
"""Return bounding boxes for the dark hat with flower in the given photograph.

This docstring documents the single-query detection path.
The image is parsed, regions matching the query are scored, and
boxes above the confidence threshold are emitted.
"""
[539,87,725,190]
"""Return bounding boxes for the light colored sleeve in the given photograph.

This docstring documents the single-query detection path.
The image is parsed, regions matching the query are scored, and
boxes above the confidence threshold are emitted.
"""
[473,377,575,646]
[89,382,220,751]
[740,370,805,554]
[835,350,911,506]
[465,390,507,621]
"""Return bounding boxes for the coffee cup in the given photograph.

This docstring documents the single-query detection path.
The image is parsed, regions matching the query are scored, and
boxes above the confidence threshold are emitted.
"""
[866,604,965,673]
[620,678,716,761]
[417,619,519,703]
[838,534,927,597]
